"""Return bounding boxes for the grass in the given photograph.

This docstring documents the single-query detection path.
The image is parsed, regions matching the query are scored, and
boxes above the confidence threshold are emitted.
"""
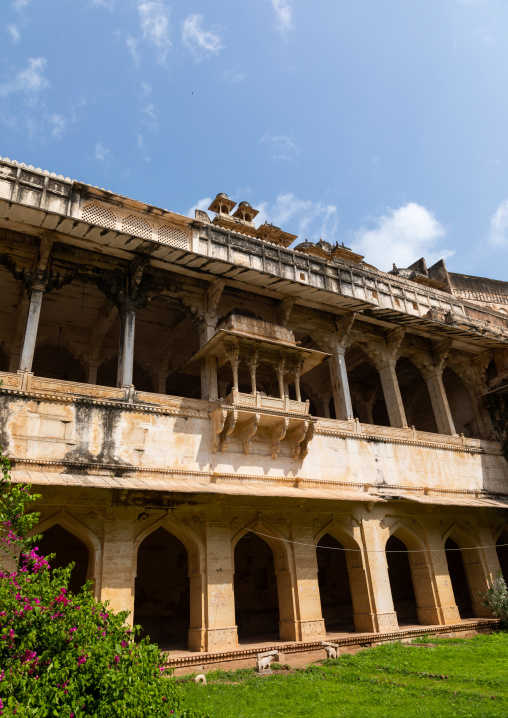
[180,632,508,718]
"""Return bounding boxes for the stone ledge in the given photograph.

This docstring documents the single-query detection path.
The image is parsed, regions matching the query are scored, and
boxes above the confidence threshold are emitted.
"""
[163,619,500,669]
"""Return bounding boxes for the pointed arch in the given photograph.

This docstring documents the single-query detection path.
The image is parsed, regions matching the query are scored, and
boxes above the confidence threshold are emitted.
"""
[134,513,205,576]
[231,517,290,575]
[30,510,101,597]
[232,518,295,642]
[134,514,205,651]
[442,523,488,618]
[313,519,373,633]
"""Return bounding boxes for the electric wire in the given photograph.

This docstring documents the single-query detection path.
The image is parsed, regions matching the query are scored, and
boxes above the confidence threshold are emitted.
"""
[242,526,508,554]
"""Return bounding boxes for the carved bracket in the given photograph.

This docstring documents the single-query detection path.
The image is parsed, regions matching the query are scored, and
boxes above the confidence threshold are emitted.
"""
[289,420,314,459]
[270,418,289,458]
[211,408,227,453]
[220,409,238,452]
[240,413,261,454]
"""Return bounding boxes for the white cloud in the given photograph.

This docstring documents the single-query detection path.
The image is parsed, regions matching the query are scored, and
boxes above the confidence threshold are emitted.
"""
[188,196,212,219]
[94,142,112,161]
[182,14,224,61]
[224,70,244,84]
[489,199,508,247]
[256,193,339,244]
[350,203,453,271]
[126,35,140,66]
[7,24,20,43]
[141,103,158,130]
[91,0,115,7]
[48,113,66,139]
[0,57,49,101]
[260,132,300,162]
[269,0,292,37]
[12,0,29,11]
[140,80,152,96]
[138,1,171,63]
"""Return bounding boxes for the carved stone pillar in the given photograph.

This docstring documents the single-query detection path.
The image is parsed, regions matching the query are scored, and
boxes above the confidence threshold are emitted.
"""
[316,312,355,420]
[360,518,399,631]
[87,360,99,385]
[363,328,407,429]
[117,307,136,387]
[249,347,259,396]
[413,347,456,435]
[224,341,240,392]
[330,343,354,420]
[198,520,238,652]
[18,285,45,372]
[420,525,460,624]
[274,352,286,399]
[100,518,135,624]
[289,521,326,640]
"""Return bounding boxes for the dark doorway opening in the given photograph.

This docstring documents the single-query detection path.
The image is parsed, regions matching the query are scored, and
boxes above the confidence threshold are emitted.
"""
[386,535,418,624]
[134,528,190,650]
[317,534,354,632]
[445,537,474,618]
[38,524,89,595]
[234,533,279,642]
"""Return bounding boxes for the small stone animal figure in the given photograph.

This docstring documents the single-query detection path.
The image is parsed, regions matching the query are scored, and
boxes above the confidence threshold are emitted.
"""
[256,655,273,674]
[324,646,338,659]
[194,674,207,685]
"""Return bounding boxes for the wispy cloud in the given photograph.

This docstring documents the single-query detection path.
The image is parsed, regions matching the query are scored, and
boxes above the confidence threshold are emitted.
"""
[12,0,29,11]
[350,203,453,271]
[256,193,339,244]
[268,0,292,37]
[94,142,112,161]
[188,196,213,219]
[7,24,20,43]
[224,70,245,84]
[141,103,158,131]
[48,113,66,139]
[126,35,140,66]
[488,199,508,247]
[91,0,115,7]
[138,1,171,63]
[182,14,224,61]
[0,57,50,102]
[260,131,300,162]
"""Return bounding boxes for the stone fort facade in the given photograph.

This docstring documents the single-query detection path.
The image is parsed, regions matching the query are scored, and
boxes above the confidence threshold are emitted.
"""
[0,155,508,653]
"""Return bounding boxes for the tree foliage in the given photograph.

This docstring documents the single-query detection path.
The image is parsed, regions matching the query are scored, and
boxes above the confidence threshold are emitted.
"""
[0,448,206,718]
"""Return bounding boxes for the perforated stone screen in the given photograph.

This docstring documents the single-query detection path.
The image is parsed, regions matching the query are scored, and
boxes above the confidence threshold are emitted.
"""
[82,203,117,230]
[157,225,189,249]
[121,214,153,239]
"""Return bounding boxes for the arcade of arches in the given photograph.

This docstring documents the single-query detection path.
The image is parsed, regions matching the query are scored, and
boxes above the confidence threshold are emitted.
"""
[34,511,506,652]
[0,259,495,441]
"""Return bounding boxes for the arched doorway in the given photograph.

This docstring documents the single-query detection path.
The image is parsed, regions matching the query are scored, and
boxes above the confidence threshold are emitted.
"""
[317,534,354,632]
[496,530,508,582]
[445,538,474,618]
[134,528,190,650]
[234,532,279,642]
[38,524,89,595]
[386,535,418,624]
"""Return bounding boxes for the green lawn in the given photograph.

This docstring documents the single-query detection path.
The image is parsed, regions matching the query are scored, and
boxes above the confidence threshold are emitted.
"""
[181,633,508,718]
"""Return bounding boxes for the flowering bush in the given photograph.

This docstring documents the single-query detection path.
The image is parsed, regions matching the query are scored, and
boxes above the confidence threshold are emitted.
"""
[481,571,508,625]
[0,448,206,718]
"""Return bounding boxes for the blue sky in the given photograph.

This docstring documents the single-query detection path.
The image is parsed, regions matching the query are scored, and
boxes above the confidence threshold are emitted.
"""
[1,0,508,280]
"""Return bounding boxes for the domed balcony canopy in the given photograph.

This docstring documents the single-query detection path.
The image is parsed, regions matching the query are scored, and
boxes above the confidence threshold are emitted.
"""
[208,193,237,216]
